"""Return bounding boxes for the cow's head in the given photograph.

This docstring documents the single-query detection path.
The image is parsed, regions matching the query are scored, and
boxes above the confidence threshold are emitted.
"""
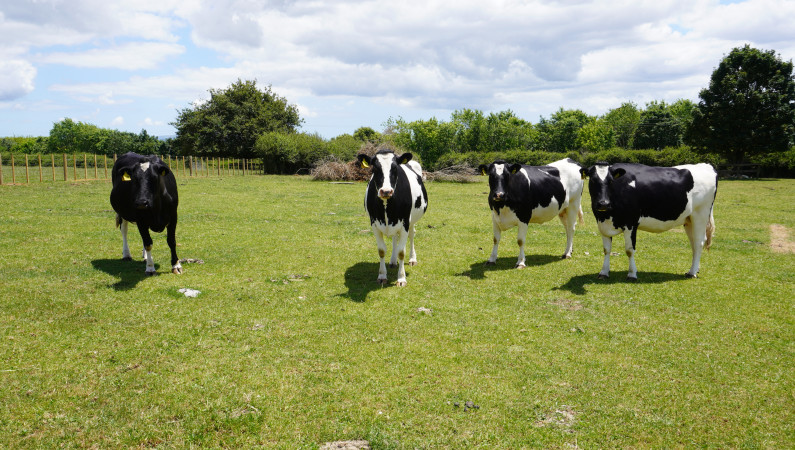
[358,150,413,200]
[580,163,631,213]
[115,156,172,210]
[478,161,522,204]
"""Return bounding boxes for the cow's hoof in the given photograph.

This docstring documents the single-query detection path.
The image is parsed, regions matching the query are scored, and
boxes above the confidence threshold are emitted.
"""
[122,256,133,261]
[626,275,638,282]
[485,261,496,266]
[145,271,156,277]
[597,274,609,280]
[388,263,398,268]
[377,278,389,286]
[396,280,407,287]
[685,273,697,279]
[172,267,183,275]
[561,254,572,260]
[409,260,418,266]
[515,264,526,269]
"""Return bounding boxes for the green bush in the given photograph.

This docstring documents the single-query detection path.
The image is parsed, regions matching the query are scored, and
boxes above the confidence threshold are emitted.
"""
[255,132,340,174]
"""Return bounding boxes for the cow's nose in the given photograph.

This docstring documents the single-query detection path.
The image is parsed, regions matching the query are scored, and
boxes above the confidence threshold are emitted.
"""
[135,200,150,210]
[597,200,610,210]
[493,192,505,201]
[378,188,393,198]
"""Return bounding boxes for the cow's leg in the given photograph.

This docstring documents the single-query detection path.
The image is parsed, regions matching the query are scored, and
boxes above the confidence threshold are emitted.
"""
[624,228,638,280]
[558,208,577,259]
[515,222,529,269]
[487,219,501,265]
[598,236,612,279]
[394,228,410,287]
[389,234,399,268]
[684,213,708,278]
[120,219,132,261]
[167,219,182,275]
[136,222,156,275]
[407,223,418,266]
[373,227,389,285]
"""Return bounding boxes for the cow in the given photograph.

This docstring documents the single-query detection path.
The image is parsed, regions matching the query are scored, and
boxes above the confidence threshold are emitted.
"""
[580,162,717,280]
[357,150,428,287]
[110,152,182,276]
[478,158,584,268]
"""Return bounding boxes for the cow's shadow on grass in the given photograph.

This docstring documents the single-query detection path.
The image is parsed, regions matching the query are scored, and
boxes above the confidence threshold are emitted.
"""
[556,271,688,295]
[342,261,401,302]
[91,258,158,291]
[457,255,561,280]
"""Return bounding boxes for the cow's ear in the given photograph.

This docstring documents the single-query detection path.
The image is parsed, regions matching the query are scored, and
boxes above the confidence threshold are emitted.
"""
[356,153,370,168]
[397,153,413,165]
[580,167,589,179]
[509,163,522,174]
[612,168,626,179]
[155,162,171,177]
[478,164,488,176]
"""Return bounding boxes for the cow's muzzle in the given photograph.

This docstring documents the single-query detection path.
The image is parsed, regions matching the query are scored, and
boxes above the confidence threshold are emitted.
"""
[378,188,394,199]
[135,199,152,210]
[492,192,506,202]
[596,200,610,212]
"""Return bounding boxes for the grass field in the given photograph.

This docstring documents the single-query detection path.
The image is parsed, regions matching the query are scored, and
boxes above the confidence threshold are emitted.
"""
[1,175,793,448]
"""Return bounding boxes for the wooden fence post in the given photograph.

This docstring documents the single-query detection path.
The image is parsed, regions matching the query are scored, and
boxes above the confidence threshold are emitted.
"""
[93,154,98,180]
[63,154,67,181]
[38,154,43,182]
[11,154,16,184]
[104,155,108,180]
[83,154,88,180]
[73,155,77,181]
[25,154,30,184]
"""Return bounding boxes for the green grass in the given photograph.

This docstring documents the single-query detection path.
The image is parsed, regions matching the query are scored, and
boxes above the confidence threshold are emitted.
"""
[1,175,793,448]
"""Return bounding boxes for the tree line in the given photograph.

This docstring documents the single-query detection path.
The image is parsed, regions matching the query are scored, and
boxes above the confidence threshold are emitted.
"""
[3,45,794,175]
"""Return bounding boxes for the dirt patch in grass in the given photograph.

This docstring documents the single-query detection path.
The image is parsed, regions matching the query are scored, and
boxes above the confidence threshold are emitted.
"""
[769,224,795,254]
[535,405,577,431]
[550,298,583,311]
[320,440,370,450]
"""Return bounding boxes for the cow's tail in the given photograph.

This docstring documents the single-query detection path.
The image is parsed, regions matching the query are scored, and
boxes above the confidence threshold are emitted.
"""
[705,209,715,250]
[115,213,122,228]
[577,203,584,225]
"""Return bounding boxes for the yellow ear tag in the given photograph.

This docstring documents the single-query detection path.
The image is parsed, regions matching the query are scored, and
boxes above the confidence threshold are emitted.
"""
[161,170,167,176]
[613,172,621,179]
[480,168,487,176]
[361,160,369,168]
[122,172,131,181]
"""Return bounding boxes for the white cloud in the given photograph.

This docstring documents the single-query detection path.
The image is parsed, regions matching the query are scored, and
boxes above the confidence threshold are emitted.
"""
[0,60,36,101]
[111,116,125,127]
[38,42,185,70]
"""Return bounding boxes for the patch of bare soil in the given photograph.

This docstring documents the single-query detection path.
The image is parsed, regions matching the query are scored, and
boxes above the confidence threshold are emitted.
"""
[550,298,583,311]
[319,440,370,450]
[770,224,795,254]
[534,405,577,431]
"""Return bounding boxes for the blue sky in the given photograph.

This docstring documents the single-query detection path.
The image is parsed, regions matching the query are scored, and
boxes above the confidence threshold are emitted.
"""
[2,0,794,139]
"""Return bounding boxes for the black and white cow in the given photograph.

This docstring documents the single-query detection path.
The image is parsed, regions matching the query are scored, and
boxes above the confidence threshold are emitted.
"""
[110,152,181,275]
[357,150,428,287]
[478,158,584,267]
[580,162,717,280]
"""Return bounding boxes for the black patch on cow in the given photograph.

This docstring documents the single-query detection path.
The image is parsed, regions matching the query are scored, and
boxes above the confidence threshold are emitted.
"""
[484,163,565,224]
[586,163,694,232]
[415,195,422,209]
[110,152,180,266]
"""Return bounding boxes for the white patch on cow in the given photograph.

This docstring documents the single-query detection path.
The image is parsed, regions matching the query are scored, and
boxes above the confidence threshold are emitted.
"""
[140,161,150,172]
[494,164,505,176]
[595,165,609,180]
[628,180,636,188]
[120,219,132,259]
[375,154,395,196]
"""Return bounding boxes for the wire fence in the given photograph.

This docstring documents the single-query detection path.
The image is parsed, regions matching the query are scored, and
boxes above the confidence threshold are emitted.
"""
[0,154,256,185]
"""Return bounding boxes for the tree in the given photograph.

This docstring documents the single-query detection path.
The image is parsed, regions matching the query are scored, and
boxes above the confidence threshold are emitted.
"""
[602,102,640,148]
[687,45,795,162]
[353,127,380,142]
[537,109,593,152]
[172,79,302,157]
[632,101,685,150]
